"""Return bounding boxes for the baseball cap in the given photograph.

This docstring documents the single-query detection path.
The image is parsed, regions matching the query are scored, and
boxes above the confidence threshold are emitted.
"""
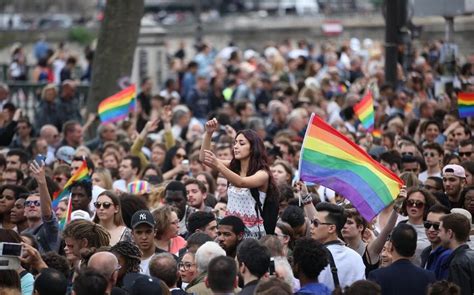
[56,146,75,164]
[130,210,155,229]
[442,164,466,178]
[123,273,162,295]
[451,208,473,224]
[70,210,91,221]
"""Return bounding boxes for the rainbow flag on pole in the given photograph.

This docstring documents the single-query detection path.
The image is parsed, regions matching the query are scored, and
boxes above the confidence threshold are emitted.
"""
[457,92,474,118]
[98,85,136,124]
[59,195,72,230]
[52,160,90,208]
[353,91,375,130]
[299,114,403,221]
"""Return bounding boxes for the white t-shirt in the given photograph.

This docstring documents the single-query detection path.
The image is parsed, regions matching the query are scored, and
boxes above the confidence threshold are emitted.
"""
[407,221,430,267]
[112,179,127,192]
[318,243,365,291]
[418,170,441,183]
[140,256,153,276]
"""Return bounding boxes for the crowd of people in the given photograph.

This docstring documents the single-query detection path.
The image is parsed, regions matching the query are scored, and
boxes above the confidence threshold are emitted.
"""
[0,34,474,295]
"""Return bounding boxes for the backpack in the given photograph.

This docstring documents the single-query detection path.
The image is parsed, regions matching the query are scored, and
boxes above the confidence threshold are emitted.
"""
[250,182,279,235]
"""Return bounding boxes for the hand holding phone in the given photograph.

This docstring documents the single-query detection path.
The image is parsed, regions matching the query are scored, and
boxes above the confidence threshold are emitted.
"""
[35,154,46,167]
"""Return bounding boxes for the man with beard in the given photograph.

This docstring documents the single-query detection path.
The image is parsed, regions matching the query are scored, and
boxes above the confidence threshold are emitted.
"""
[420,204,452,280]
[442,164,467,208]
[164,181,195,237]
[216,216,245,258]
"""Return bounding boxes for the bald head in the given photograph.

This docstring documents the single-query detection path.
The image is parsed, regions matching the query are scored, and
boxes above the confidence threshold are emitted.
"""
[88,251,119,279]
[40,124,59,146]
[149,253,179,288]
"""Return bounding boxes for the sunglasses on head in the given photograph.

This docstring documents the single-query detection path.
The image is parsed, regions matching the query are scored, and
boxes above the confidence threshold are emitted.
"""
[25,200,41,207]
[423,221,440,231]
[94,201,113,209]
[407,199,425,209]
[459,152,472,157]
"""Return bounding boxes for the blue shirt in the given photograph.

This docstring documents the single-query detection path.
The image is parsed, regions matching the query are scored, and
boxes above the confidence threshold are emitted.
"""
[295,282,331,295]
[425,246,452,280]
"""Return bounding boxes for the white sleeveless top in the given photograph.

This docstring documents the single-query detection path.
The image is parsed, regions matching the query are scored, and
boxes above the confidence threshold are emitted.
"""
[226,184,266,238]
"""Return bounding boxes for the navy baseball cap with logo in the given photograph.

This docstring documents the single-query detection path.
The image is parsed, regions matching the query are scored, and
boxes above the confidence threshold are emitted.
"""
[130,210,155,229]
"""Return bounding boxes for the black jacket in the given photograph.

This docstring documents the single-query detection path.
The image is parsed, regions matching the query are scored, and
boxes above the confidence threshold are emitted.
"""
[446,244,474,295]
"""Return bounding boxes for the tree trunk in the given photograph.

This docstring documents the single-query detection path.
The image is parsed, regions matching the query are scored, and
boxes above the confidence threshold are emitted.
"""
[86,0,144,122]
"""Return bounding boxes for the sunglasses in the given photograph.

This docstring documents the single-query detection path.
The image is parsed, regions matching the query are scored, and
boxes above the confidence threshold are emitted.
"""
[175,153,186,159]
[25,200,41,207]
[459,152,472,157]
[407,199,425,209]
[311,219,334,227]
[423,221,440,231]
[94,201,113,209]
[423,152,437,157]
[401,152,414,156]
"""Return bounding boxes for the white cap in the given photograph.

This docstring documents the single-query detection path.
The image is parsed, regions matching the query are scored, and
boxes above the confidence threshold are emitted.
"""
[70,210,91,221]
[451,208,473,224]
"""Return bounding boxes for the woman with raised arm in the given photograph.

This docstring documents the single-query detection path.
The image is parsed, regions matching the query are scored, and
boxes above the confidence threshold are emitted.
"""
[200,118,277,238]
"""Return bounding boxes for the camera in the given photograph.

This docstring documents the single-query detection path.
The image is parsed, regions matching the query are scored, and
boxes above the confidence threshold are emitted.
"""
[0,242,22,257]
[0,243,22,271]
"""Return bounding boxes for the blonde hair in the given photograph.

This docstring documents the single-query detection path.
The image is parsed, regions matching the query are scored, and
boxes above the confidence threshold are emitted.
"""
[92,168,113,190]
[41,83,57,99]
[152,205,178,239]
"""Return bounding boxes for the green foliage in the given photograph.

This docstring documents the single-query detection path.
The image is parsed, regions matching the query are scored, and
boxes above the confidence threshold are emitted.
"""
[69,27,95,45]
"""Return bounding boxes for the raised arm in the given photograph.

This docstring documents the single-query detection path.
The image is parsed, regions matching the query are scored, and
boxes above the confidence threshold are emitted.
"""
[366,187,407,261]
[200,118,218,162]
[30,161,52,220]
[202,149,267,189]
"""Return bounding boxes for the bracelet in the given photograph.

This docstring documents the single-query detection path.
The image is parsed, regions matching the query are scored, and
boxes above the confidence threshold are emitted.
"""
[301,193,313,205]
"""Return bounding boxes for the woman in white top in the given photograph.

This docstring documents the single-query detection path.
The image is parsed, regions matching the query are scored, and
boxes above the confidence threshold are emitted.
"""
[93,191,132,246]
[200,118,277,238]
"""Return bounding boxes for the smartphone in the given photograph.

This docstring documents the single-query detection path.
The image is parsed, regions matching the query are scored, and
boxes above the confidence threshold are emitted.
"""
[0,242,22,257]
[35,154,46,166]
[269,257,275,276]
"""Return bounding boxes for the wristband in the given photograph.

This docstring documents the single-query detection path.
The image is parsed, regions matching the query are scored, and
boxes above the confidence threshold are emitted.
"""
[301,193,313,205]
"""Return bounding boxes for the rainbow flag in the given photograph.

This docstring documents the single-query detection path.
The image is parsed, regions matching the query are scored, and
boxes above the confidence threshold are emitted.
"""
[354,91,375,130]
[98,85,136,124]
[52,160,90,208]
[299,114,403,221]
[372,129,382,139]
[457,92,474,118]
[59,195,72,230]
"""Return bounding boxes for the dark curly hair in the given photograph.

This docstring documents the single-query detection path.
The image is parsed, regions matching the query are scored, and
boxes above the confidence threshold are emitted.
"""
[41,252,71,279]
[293,238,328,279]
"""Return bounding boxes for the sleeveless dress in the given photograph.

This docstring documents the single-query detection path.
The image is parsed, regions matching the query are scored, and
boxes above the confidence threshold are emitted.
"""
[226,184,266,238]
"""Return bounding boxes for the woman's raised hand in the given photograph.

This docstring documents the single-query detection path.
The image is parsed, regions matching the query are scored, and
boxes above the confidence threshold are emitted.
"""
[205,118,218,135]
[202,150,219,169]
